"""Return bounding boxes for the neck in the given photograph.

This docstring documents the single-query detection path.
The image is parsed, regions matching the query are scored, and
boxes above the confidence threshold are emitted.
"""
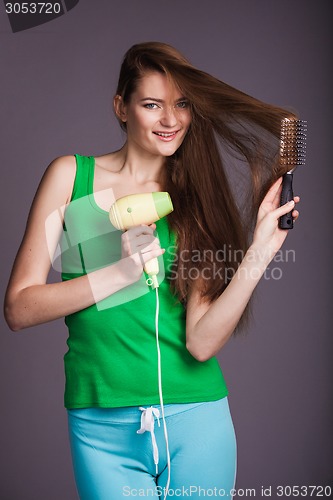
[117,143,167,185]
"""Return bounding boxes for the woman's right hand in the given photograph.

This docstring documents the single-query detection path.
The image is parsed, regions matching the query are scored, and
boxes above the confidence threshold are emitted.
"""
[120,223,165,282]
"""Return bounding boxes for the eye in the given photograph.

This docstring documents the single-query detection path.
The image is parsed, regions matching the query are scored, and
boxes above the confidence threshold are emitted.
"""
[144,103,159,109]
[176,101,189,109]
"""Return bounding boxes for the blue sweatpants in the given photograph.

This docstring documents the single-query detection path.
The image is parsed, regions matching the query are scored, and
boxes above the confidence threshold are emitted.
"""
[67,397,237,499]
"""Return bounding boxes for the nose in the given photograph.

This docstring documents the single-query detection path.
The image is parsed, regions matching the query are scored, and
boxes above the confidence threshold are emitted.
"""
[160,106,178,128]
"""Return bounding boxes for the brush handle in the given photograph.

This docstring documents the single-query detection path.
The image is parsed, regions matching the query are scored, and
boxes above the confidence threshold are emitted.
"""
[279,172,294,229]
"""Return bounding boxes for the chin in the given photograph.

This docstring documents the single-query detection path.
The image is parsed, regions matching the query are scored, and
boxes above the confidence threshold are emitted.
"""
[158,143,183,157]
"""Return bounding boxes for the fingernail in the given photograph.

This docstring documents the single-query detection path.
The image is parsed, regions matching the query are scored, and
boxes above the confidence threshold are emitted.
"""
[288,200,295,205]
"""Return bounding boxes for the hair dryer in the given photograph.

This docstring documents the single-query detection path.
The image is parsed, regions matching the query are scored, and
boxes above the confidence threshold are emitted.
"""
[109,192,174,289]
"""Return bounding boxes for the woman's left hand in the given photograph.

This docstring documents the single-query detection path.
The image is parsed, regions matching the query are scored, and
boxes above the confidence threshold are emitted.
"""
[251,176,300,260]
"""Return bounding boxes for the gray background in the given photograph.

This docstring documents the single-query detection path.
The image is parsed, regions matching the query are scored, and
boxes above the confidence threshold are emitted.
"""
[1,1,332,498]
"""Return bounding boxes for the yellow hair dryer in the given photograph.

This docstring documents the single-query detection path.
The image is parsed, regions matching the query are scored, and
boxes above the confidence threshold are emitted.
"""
[109,192,174,289]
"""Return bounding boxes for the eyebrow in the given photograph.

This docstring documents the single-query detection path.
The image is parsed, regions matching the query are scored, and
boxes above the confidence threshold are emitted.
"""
[139,97,188,103]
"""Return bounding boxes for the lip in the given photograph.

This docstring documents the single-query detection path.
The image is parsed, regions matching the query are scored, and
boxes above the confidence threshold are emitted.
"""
[153,130,180,142]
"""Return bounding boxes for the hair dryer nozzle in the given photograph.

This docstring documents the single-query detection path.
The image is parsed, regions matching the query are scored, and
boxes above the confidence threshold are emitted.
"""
[152,192,173,219]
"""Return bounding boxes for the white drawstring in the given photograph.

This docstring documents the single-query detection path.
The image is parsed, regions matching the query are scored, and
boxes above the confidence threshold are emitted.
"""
[137,406,161,475]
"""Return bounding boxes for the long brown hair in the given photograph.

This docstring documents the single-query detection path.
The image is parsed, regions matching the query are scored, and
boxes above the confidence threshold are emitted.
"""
[115,41,297,332]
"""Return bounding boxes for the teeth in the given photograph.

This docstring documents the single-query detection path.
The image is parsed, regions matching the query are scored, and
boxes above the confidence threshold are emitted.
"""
[155,132,176,137]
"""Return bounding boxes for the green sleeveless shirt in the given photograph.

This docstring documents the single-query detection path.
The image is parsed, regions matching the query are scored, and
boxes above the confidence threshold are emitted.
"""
[60,154,228,409]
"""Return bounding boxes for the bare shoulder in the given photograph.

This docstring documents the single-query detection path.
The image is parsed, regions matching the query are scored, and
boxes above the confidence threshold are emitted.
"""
[47,154,76,170]
[40,155,76,186]
[41,155,77,205]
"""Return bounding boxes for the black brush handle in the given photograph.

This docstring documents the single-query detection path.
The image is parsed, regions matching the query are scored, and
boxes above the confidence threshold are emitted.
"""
[279,172,294,229]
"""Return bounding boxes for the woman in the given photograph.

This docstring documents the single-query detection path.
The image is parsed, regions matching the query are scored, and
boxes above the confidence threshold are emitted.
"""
[4,42,300,498]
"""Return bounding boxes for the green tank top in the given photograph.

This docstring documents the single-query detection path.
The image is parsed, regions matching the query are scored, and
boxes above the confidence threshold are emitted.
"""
[60,154,228,409]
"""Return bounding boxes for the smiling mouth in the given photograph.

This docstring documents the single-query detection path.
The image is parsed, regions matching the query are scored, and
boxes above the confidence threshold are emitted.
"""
[153,130,179,140]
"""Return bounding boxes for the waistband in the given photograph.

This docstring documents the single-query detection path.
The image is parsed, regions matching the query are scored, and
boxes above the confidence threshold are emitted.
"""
[67,397,227,423]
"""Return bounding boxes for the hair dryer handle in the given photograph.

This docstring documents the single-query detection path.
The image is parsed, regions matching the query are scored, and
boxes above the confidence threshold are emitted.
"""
[144,257,159,289]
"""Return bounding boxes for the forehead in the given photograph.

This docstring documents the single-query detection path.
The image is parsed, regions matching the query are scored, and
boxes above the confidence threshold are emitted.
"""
[132,71,183,100]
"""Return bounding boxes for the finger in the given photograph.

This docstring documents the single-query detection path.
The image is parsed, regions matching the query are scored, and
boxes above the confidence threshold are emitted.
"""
[136,235,160,249]
[123,234,158,255]
[292,209,299,220]
[127,224,156,237]
[272,181,283,207]
[130,246,166,269]
[265,177,283,204]
[273,199,295,219]
[136,246,166,265]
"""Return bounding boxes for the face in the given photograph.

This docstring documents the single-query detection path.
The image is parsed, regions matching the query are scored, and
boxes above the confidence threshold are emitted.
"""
[115,72,192,158]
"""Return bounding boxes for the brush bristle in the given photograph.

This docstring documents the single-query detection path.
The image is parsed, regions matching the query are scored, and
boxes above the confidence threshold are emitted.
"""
[280,118,307,166]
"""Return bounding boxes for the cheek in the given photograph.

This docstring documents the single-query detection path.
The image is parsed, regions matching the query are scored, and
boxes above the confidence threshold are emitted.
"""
[131,111,155,134]
[181,111,192,130]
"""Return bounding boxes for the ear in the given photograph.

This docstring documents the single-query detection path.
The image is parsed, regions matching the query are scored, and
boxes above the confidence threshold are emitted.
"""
[114,95,127,123]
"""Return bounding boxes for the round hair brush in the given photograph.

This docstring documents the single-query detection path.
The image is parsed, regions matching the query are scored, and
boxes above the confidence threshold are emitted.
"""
[279,118,307,229]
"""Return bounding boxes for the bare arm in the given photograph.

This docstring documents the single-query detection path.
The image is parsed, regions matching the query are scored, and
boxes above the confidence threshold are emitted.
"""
[186,177,300,361]
[4,156,164,331]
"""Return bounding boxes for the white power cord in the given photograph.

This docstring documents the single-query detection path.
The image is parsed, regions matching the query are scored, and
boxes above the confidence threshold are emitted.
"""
[142,271,171,498]
[155,285,171,498]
